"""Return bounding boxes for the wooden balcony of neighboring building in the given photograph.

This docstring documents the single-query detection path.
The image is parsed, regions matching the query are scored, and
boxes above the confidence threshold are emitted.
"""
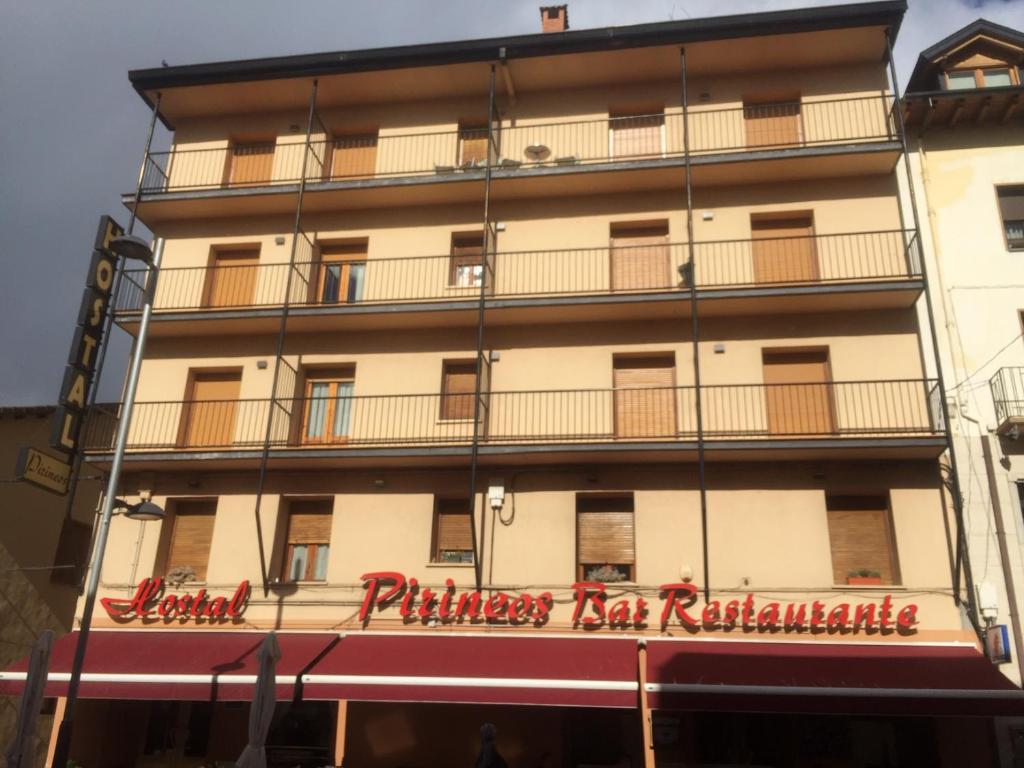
[991,366,1024,439]
[126,96,902,227]
[114,230,924,337]
[81,378,946,472]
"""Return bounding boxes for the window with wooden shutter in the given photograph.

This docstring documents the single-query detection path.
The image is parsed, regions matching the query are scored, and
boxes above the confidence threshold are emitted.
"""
[449,233,485,288]
[826,495,900,585]
[282,499,333,582]
[609,109,665,159]
[440,360,477,421]
[577,495,635,581]
[203,247,261,308]
[226,140,275,186]
[458,122,489,166]
[315,243,367,304]
[743,96,802,147]
[613,355,677,438]
[329,131,378,179]
[610,221,670,290]
[998,186,1024,250]
[163,500,217,581]
[432,498,474,563]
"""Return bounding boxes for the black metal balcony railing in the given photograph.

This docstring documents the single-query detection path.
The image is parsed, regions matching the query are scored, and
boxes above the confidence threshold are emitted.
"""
[991,367,1024,426]
[115,231,920,314]
[138,96,894,194]
[81,379,941,453]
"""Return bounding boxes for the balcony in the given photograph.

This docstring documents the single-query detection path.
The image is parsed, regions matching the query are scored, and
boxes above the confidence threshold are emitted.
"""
[129,96,900,224]
[991,367,1024,438]
[83,379,945,469]
[115,231,923,336]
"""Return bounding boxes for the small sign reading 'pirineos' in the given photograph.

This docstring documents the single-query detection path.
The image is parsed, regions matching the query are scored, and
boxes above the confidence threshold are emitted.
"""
[14,447,70,495]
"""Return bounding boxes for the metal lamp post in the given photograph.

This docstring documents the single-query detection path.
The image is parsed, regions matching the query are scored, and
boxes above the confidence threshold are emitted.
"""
[49,235,164,768]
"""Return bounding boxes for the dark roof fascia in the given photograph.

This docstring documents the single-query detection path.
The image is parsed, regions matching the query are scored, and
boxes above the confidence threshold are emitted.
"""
[904,84,1024,100]
[906,18,1024,91]
[130,1,906,117]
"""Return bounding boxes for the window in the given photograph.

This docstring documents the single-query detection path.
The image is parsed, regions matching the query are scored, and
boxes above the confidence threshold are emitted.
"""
[750,212,819,284]
[577,495,635,582]
[609,108,665,159]
[440,360,477,421]
[328,131,378,179]
[50,518,92,586]
[161,500,217,582]
[226,139,275,186]
[281,499,332,582]
[610,221,670,291]
[998,186,1024,250]
[826,495,900,585]
[945,67,1018,90]
[178,370,242,448]
[762,348,834,435]
[449,233,484,288]
[743,95,802,147]
[203,247,260,308]
[302,368,354,444]
[316,243,366,303]
[613,355,677,438]
[432,498,474,563]
[458,122,489,166]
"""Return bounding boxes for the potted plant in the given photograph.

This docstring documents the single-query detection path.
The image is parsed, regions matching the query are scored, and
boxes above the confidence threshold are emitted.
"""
[847,568,882,586]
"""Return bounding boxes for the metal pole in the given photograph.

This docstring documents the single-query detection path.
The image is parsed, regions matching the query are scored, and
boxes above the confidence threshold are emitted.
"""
[49,237,165,768]
[680,49,711,604]
[466,64,497,591]
[884,30,979,630]
[58,93,162,548]
[251,79,319,597]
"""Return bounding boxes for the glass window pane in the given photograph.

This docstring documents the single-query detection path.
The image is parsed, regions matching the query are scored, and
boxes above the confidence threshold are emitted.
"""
[1007,220,1024,244]
[313,544,329,580]
[983,69,1012,87]
[321,264,341,302]
[306,383,329,438]
[333,382,354,436]
[289,545,309,581]
[946,71,976,90]
[348,263,366,302]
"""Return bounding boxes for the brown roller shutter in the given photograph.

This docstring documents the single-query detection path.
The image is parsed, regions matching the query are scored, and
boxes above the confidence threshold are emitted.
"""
[165,500,217,581]
[610,112,664,159]
[440,361,477,420]
[458,124,488,165]
[751,215,818,284]
[286,500,333,545]
[204,249,260,308]
[179,371,242,448]
[611,223,670,291]
[762,349,835,435]
[577,496,635,576]
[614,355,676,438]
[826,495,900,584]
[228,141,274,185]
[743,98,802,147]
[330,133,378,179]
[434,499,473,561]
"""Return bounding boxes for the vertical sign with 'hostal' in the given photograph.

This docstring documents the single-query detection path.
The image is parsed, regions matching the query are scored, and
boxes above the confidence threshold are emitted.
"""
[50,215,124,460]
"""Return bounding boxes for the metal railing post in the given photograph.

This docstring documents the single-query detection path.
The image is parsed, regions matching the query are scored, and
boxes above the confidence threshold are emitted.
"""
[251,79,319,597]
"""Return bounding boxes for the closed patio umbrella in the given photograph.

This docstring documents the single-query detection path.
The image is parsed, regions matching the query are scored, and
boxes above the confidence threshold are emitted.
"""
[235,632,281,768]
[4,629,53,768]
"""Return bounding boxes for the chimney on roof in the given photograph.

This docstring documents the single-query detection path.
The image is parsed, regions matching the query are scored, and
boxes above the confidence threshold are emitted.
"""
[540,5,568,33]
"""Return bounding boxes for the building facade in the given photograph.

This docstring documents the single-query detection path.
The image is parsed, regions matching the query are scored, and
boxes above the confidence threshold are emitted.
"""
[901,16,1024,761]
[3,3,1022,766]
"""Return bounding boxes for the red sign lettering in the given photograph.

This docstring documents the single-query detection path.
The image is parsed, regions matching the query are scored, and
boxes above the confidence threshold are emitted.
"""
[101,579,250,621]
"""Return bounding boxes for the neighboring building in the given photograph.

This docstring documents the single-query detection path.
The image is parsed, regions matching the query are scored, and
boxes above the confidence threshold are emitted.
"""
[4,2,1023,766]
[902,15,1024,760]
[0,407,100,767]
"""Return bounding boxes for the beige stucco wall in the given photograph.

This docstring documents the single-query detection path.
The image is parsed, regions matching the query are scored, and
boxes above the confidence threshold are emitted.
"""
[906,122,1024,682]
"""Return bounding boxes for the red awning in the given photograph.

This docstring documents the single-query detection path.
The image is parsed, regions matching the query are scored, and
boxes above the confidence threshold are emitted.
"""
[299,633,639,708]
[0,630,333,701]
[645,638,1024,716]
[0,630,639,708]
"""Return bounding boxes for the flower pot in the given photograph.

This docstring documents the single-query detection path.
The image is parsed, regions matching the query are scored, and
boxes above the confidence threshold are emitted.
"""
[847,575,883,586]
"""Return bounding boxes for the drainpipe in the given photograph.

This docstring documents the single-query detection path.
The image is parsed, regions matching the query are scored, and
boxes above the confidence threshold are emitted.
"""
[980,434,1024,677]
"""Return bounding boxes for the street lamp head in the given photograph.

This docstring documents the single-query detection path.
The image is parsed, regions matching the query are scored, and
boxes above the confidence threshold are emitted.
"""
[109,234,153,264]
[112,498,165,521]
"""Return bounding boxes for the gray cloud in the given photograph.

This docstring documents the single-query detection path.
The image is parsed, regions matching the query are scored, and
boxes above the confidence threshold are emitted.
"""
[0,0,1020,405]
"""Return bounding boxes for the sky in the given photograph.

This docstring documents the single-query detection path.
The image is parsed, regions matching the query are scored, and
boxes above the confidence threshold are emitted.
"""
[0,0,1022,405]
